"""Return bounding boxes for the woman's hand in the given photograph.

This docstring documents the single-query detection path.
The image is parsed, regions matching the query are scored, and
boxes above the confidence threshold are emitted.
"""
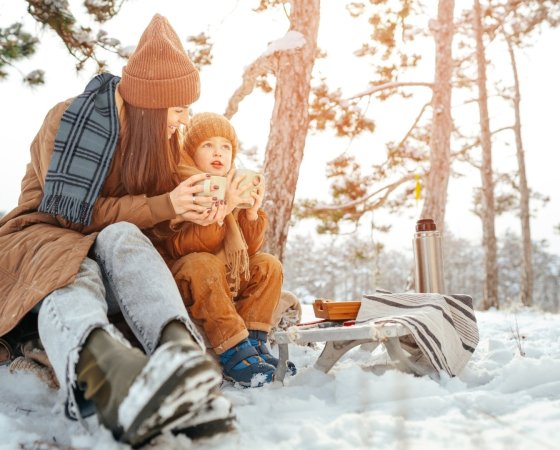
[182,201,227,226]
[170,173,227,225]
[169,173,214,215]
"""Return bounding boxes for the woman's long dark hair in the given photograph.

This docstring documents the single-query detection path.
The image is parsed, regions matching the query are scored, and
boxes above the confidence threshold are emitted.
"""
[120,105,181,196]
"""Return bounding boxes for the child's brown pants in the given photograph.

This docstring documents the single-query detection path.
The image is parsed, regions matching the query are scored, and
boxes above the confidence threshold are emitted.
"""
[172,252,283,354]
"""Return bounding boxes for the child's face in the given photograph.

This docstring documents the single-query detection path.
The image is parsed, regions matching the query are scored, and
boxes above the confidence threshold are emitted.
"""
[193,136,233,176]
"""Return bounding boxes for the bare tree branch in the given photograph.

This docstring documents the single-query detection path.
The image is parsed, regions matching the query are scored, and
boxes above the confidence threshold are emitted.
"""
[345,81,434,101]
[394,102,431,151]
[453,125,514,156]
[311,173,417,213]
[453,125,514,170]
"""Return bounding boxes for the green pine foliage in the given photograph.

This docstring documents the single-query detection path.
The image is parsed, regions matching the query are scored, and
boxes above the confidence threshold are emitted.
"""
[0,1,213,85]
[0,23,40,83]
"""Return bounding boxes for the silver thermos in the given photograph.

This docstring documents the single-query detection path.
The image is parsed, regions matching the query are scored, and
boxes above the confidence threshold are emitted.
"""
[413,218,445,293]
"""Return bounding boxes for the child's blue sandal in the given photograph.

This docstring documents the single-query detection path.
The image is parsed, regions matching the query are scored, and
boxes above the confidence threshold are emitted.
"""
[219,339,275,387]
[248,330,297,376]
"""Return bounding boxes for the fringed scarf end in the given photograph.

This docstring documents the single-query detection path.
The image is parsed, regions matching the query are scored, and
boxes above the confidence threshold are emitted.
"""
[226,248,250,297]
[38,194,94,225]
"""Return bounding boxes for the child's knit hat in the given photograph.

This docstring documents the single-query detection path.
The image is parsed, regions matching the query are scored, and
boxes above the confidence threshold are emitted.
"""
[119,14,200,109]
[184,113,238,159]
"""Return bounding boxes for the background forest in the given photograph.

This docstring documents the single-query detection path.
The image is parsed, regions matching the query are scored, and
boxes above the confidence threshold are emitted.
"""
[1,0,559,313]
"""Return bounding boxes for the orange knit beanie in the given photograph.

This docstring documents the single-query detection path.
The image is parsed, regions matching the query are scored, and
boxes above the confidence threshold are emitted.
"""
[119,14,200,109]
[184,113,238,160]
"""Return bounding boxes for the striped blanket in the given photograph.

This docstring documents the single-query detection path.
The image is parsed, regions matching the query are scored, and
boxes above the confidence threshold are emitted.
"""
[357,292,479,377]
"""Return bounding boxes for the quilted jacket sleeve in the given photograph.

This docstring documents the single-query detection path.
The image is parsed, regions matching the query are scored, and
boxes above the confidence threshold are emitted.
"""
[163,222,226,260]
[237,209,267,256]
[59,193,176,234]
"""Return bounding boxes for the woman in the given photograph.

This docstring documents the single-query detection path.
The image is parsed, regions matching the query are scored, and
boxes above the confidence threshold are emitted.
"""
[0,14,232,447]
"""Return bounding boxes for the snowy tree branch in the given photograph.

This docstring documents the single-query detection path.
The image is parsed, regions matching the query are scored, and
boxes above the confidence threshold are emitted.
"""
[224,52,278,119]
[345,81,434,101]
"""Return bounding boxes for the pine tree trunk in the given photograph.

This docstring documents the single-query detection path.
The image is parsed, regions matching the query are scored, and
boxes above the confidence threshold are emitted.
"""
[505,35,533,307]
[261,0,320,261]
[474,0,499,310]
[421,0,455,231]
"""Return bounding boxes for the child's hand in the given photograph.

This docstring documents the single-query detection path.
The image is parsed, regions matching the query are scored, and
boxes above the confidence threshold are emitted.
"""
[246,182,264,221]
[224,171,253,214]
[179,200,227,226]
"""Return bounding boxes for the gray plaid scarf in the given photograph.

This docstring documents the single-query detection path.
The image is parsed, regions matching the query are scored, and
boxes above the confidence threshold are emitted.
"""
[38,73,120,225]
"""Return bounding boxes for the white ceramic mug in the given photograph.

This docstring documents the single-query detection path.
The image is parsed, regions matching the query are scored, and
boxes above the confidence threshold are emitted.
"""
[195,175,227,208]
[234,169,264,209]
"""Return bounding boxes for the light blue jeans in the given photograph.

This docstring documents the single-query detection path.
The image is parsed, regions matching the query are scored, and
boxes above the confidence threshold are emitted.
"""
[37,222,203,420]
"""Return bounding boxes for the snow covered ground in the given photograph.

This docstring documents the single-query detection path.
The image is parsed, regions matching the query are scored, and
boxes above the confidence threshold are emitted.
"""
[1,305,558,450]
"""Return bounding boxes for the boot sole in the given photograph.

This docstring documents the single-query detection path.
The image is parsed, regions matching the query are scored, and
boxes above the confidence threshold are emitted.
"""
[170,393,236,439]
[177,416,236,440]
[118,342,222,447]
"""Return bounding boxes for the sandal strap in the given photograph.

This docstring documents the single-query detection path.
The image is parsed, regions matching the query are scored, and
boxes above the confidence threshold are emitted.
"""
[258,342,272,356]
[248,330,271,356]
[222,345,260,373]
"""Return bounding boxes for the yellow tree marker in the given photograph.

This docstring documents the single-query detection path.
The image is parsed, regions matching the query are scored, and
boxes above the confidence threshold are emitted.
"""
[415,174,421,203]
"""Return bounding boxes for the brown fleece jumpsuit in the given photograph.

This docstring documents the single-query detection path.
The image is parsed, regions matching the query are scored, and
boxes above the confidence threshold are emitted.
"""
[156,208,283,354]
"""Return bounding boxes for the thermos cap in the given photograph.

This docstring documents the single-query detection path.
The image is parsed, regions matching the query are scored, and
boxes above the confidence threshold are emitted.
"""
[416,218,437,232]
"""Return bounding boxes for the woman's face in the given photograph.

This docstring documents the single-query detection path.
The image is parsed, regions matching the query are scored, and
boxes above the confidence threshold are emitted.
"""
[193,136,233,176]
[166,106,190,139]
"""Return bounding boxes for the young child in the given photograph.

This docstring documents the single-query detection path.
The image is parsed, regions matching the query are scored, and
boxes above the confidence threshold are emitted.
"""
[163,112,290,387]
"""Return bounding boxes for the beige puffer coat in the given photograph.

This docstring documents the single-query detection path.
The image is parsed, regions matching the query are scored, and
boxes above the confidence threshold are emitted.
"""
[0,100,176,337]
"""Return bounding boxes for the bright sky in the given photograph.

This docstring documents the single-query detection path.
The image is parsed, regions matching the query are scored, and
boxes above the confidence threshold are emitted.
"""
[0,0,558,255]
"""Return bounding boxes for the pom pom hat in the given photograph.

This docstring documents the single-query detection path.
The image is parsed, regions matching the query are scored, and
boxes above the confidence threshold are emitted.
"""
[184,113,238,160]
[119,14,200,109]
